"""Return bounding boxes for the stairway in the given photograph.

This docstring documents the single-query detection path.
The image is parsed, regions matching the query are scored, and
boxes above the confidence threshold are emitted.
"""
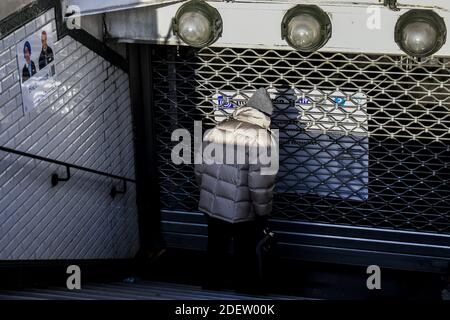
[0,280,310,300]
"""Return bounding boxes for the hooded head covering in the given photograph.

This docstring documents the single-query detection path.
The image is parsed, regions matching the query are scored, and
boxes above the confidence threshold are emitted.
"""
[24,41,32,55]
[245,88,273,116]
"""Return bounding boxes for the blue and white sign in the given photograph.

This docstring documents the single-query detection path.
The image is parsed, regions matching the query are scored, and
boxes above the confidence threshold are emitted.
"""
[294,89,368,135]
[286,88,368,201]
[211,88,369,201]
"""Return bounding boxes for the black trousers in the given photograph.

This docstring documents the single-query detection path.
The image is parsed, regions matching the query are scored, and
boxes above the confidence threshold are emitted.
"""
[205,215,258,289]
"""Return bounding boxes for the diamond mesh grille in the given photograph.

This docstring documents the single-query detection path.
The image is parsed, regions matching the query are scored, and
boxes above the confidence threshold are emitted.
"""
[152,46,450,234]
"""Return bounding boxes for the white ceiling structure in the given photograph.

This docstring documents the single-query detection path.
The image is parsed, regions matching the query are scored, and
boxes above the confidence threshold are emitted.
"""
[64,0,450,56]
[65,0,450,16]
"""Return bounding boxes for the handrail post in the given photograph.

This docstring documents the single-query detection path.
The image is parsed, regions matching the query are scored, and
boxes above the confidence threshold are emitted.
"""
[51,166,71,187]
[110,179,127,199]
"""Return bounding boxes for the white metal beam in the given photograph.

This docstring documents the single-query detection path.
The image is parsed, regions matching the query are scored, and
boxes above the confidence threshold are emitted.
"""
[65,0,450,16]
[64,0,184,16]
[103,1,450,56]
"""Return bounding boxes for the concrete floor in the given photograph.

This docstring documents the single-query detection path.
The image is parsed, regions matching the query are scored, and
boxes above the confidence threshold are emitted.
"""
[140,249,448,300]
[0,248,447,300]
[0,280,308,300]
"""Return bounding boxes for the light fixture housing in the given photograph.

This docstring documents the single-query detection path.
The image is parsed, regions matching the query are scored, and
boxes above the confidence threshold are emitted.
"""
[172,0,223,48]
[281,5,332,52]
[395,9,447,58]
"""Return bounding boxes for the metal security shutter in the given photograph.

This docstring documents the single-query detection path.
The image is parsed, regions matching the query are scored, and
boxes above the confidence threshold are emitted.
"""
[151,45,450,272]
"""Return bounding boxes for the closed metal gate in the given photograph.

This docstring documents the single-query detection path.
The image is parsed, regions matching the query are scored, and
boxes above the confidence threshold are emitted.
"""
[151,45,450,273]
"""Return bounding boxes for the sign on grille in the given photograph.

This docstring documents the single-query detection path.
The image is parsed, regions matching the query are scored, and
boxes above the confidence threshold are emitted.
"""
[294,89,368,135]
[212,88,369,201]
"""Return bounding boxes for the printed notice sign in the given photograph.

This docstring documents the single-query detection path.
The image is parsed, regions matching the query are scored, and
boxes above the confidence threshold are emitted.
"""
[16,24,58,113]
[211,88,369,201]
[280,88,369,201]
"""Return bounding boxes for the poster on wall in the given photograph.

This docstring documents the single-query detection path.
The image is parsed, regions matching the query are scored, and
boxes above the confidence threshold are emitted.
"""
[16,24,58,113]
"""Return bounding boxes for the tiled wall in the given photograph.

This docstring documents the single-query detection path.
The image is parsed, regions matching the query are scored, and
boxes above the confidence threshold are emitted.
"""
[0,9,140,259]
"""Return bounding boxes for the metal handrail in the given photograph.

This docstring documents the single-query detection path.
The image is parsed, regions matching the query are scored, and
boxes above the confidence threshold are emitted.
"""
[0,146,135,199]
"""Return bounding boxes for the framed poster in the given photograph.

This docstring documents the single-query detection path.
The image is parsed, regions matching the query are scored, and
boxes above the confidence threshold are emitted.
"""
[16,24,58,113]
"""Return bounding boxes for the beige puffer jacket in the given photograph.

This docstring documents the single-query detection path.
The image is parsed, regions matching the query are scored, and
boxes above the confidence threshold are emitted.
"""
[195,105,278,223]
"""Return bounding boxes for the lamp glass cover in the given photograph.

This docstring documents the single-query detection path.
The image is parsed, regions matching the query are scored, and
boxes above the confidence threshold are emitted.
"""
[178,11,212,46]
[401,21,438,55]
[287,14,322,49]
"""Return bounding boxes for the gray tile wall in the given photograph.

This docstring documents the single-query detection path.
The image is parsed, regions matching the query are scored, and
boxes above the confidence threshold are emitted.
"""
[0,9,140,260]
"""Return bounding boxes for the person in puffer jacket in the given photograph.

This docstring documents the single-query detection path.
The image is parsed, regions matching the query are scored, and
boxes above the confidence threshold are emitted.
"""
[195,88,278,292]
